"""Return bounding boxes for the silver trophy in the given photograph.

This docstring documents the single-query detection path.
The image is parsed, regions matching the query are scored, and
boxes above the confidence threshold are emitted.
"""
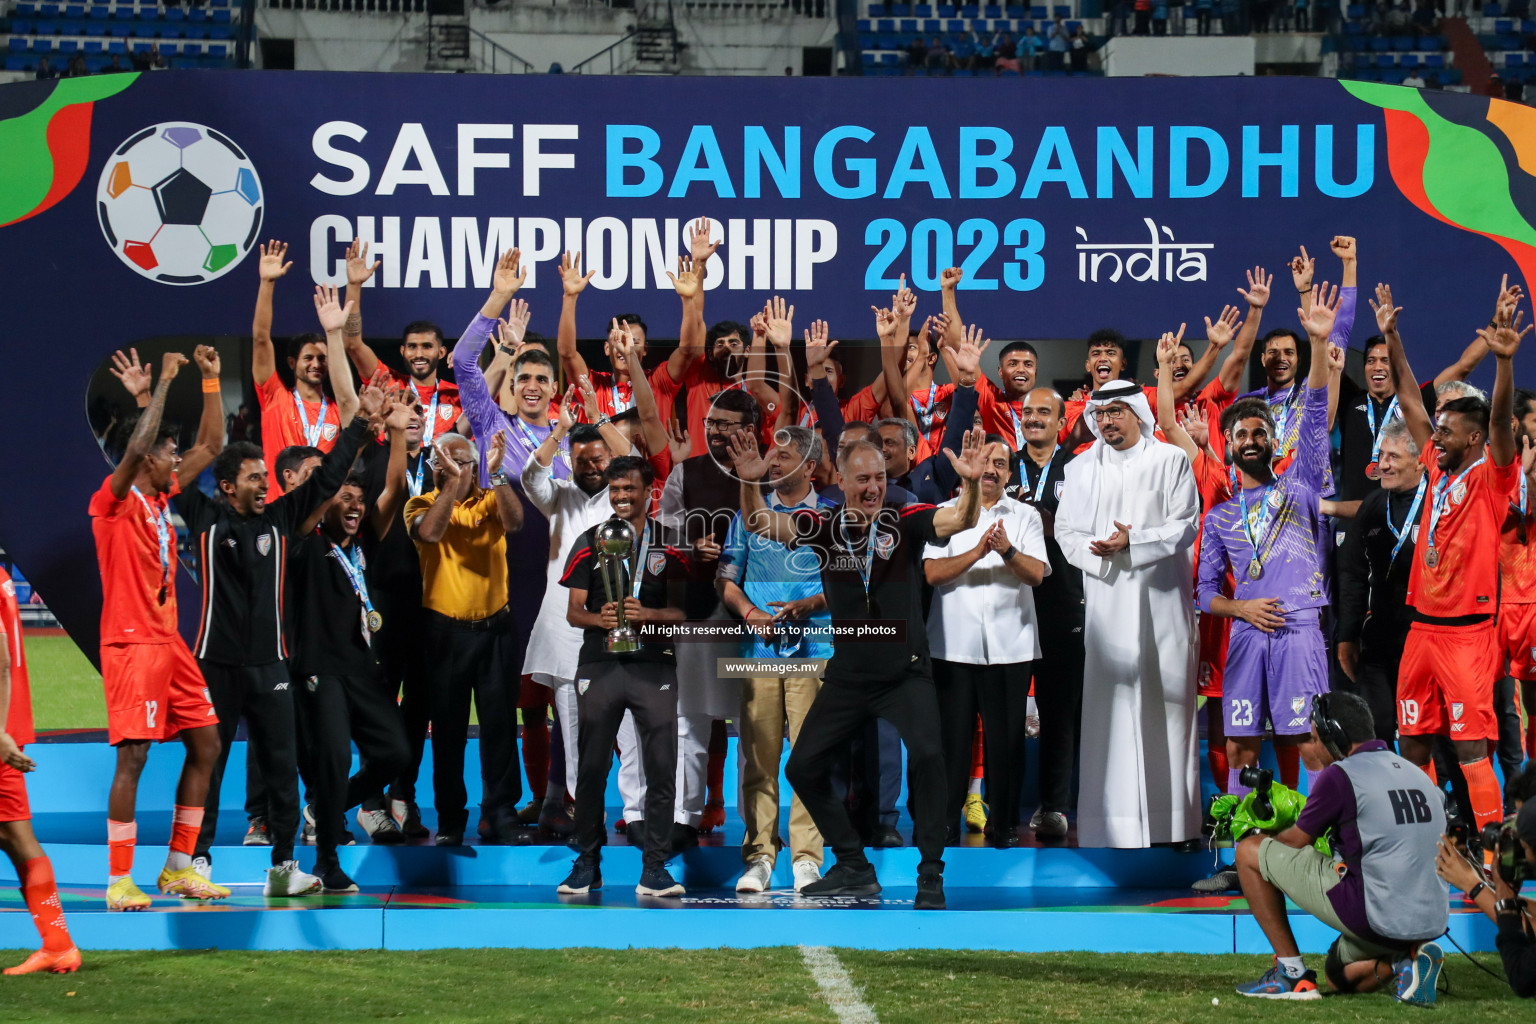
[595,518,641,653]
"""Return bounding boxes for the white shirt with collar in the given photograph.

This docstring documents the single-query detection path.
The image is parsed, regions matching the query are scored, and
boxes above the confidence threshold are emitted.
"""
[521,454,615,684]
[923,494,1050,666]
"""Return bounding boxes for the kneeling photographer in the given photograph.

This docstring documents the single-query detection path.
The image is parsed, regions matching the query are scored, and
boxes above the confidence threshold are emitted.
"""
[1225,693,1447,1003]
[1436,795,1536,997]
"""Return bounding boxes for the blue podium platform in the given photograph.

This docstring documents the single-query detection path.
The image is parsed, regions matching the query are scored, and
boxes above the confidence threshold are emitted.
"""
[3,738,1490,955]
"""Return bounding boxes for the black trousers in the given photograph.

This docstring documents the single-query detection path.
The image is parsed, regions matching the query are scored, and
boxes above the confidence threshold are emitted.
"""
[195,660,297,865]
[376,606,430,807]
[1034,621,1085,815]
[786,672,947,876]
[293,670,409,872]
[1350,658,1401,747]
[573,660,678,871]
[1496,675,1524,784]
[424,608,521,835]
[933,659,1033,835]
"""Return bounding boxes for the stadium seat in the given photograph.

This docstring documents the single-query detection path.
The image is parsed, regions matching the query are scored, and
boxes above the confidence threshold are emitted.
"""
[1424,52,1444,67]
[57,38,78,53]
[960,4,978,15]
[158,40,177,54]
[165,6,183,20]
[1030,4,1047,16]
[1399,53,1419,67]
[213,9,232,23]
[16,3,36,15]
[1488,1,1503,13]
[1345,2,1364,14]
[5,54,32,70]
[1509,52,1526,67]
[84,39,101,52]
[1369,35,1389,50]
[7,37,27,51]
[10,17,33,32]
[64,3,84,14]
[868,3,886,15]
[946,17,965,29]
[207,41,226,58]
[1053,4,1070,15]
[38,2,59,13]
[181,41,201,56]
[915,3,933,14]
[1006,5,1026,17]
[108,39,125,53]
[131,39,151,52]
[985,4,1002,15]
[898,19,917,31]
[35,18,56,32]
[1375,53,1394,67]
[923,18,940,30]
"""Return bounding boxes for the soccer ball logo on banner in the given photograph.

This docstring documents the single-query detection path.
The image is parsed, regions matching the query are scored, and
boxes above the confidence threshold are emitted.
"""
[96,122,263,286]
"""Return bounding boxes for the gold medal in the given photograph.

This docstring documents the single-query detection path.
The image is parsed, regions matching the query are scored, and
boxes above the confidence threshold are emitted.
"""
[1247,557,1263,581]
[367,609,383,632]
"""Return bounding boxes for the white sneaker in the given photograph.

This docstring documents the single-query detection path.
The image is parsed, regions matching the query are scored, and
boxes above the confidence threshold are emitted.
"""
[1028,807,1044,830]
[356,807,404,844]
[1034,811,1069,839]
[263,860,322,897]
[735,856,773,893]
[792,860,822,893]
[191,855,213,880]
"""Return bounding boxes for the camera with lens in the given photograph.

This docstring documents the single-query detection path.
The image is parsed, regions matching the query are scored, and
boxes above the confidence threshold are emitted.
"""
[1239,766,1274,820]
[1487,817,1531,888]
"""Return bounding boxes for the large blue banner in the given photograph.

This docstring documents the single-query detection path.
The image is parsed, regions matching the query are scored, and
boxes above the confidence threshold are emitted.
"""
[1,71,1530,652]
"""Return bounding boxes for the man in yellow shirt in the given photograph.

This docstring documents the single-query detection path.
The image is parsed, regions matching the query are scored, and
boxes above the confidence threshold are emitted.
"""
[405,432,525,846]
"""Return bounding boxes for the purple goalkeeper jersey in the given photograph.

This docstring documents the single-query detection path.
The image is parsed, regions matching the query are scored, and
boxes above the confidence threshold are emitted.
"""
[1197,383,1331,614]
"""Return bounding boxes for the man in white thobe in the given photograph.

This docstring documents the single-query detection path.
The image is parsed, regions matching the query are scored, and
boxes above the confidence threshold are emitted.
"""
[1057,381,1200,849]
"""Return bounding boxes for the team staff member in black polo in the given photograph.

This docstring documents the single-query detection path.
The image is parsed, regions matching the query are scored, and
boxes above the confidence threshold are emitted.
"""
[730,426,987,910]
[556,456,692,899]
[1336,419,1426,744]
[287,392,413,893]
[1009,385,1083,840]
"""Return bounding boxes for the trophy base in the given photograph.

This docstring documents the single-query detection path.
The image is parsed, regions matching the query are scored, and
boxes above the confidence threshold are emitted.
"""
[606,632,641,654]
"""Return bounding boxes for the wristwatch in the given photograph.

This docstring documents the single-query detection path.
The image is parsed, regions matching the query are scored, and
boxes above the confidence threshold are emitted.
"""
[1497,897,1525,916]
[489,471,510,486]
[999,545,1017,562]
[594,415,612,428]
[497,344,517,358]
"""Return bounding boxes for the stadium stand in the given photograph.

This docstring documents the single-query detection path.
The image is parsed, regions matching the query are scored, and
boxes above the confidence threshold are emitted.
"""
[2,0,240,74]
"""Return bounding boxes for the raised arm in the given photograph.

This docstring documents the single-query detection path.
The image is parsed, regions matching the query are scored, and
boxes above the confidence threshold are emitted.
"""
[805,322,845,452]
[283,391,378,531]
[1370,283,1433,453]
[931,427,986,538]
[880,276,916,420]
[370,392,411,541]
[251,240,291,388]
[109,347,152,410]
[556,250,597,385]
[1290,246,1315,318]
[747,297,794,411]
[409,440,473,544]
[314,283,361,425]
[728,430,800,545]
[1176,308,1234,402]
[613,320,669,458]
[1481,300,1529,469]
[1155,328,1200,463]
[177,344,226,486]
[1438,275,1517,387]
[484,301,531,402]
[485,433,525,534]
[929,327,986,496]
[111,351,185,500]
[1220,266,1271,393]
[939,266,965,352]
[341,237,381,380]
[664,219,715,381]
[765,300,796,431]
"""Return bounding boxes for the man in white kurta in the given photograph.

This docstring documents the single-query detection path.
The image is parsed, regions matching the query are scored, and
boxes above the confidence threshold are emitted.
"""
[1057,381,1201,849]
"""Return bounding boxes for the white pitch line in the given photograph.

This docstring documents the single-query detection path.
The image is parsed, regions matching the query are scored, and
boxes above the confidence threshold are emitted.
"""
[799,945,879,1024]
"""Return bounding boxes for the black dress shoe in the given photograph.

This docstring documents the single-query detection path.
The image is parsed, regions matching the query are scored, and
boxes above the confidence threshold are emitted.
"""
[434,831,464,847]
[871,825,904,848]
[990,828,1020,849]
[670,823,700,851]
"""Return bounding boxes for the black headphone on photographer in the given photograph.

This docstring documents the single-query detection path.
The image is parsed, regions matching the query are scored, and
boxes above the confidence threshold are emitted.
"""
[1310,693,1350,763]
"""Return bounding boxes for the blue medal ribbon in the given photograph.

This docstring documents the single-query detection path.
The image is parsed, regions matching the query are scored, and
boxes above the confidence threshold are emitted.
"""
[328,537,378,640]
[1386,475,1427,565]
[911,383,939,433]
[293,390,329,447]
[1237,480,1280,579]
[1027,446,1059,502]
[131,485,171,603]
[1424,454,1486,560]
[1365,395,1400,466]
[419,385,441,449]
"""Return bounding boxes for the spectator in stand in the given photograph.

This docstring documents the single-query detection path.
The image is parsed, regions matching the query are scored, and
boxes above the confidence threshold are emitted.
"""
[65,54,86,77]
[1411,0,1436,34]
[1152,0,1169,34]
[1134,0,1152,34]
[1020,25,1040,69]
[926,35,952,72]
[1385,1,1411,34]
[1402,67,1426,88]
[1295,0,1310,31]
[994,31,1020,73]
[1425,70,1442,89]
[1111,0,1131,35]
[1195,0,1214,36]
[1491,73,1508,100]
[107,55,126,75]
[971,30,995,71]
[1509,77,1526,103]
[33,57,56,80]
[905,35,927,73]
[1070,25,1091,70]
[1049,14,1071,66]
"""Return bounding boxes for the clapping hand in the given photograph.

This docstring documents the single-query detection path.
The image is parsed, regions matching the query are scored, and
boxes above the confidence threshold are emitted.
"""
[1089,521,1131,557]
